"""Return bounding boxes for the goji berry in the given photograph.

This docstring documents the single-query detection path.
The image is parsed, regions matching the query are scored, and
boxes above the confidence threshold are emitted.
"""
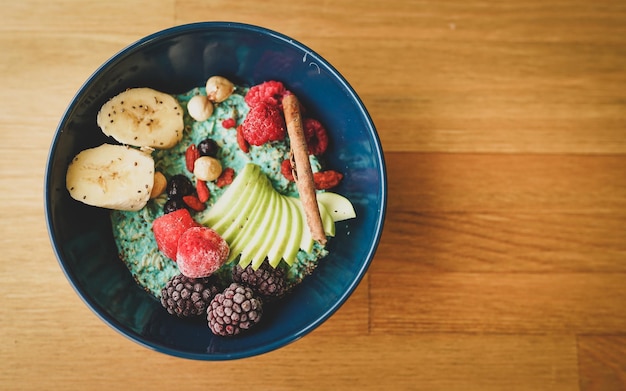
[216,167,235,188]
[185,144,200,172]
[236,125,249,153]
[196,179,210,203]
[313,170,343,190]
[222,118,236,129]
[182,195,206,212]
[281,159,294,182]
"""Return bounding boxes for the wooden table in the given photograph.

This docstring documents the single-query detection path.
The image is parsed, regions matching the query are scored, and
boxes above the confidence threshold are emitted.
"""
[2,1,625,390]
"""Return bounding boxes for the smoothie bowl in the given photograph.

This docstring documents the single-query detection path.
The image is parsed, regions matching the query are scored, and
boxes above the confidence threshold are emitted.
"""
[45,22,386,360]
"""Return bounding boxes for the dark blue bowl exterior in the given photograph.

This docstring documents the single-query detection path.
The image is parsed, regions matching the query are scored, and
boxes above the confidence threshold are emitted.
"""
[45,22,387,360]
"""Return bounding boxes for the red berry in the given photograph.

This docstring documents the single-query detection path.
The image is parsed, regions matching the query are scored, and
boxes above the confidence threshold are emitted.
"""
[240,103,286,146]
[185,144,200,173]
[176,226,230,278]
[236,125,249,153]
[280,159,294,182]
[216,167,235,188]
[196,179,210,203]
[313,170,343,190]
[183,194,206,212]
[244,80,288,108]
[221,118,236,129]
[303,118,329,155]
[152,209,200,260]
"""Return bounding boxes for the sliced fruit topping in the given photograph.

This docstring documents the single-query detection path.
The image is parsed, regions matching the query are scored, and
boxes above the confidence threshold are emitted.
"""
[65,143,154,211]
[200,163,349,270]
[176,226,230,279]
[316,192,357,222]
[96,87,183,149]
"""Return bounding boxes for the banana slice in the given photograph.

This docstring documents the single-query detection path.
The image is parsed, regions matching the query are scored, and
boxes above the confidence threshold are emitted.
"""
[66,144,155,211]
[97,88,184,149]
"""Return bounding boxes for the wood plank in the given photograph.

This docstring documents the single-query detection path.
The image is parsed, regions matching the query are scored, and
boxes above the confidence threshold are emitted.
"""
[386,152,626,212]
[174,1,626,154]
[375,212,626,273]
[579,335,626,391]
[2,333,579,391]
[176,0,626,43]
[370,272,626,334]
[1,1,174,34]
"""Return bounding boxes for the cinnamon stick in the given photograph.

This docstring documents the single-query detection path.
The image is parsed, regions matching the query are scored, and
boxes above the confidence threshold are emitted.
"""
[282,93,327,246]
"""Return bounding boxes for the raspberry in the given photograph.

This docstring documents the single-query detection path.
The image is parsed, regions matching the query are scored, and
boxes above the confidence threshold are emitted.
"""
[303,118,329,155]
[176,226,230,278]
[152,209,200,260]
[244,80,288,108]
[240,103,286,146]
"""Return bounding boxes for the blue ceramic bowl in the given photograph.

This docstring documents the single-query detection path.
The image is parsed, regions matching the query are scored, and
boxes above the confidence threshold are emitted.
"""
[45,22,386,360]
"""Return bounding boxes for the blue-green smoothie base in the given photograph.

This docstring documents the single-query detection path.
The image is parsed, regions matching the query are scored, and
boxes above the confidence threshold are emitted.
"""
[111,86,327,298]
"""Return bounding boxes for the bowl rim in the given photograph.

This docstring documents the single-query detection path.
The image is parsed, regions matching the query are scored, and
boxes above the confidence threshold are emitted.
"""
[44,21,388,360]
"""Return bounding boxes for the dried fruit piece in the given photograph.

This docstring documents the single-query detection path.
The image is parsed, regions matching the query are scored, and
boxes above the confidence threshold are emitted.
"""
[216,167,235,188]
[280,159,294,182]
[313,170,343,190]
[236,125,249,153]
[185,144,200,173]
[196,179,210,203]
[183,194,206,212]
[221,118,236,129]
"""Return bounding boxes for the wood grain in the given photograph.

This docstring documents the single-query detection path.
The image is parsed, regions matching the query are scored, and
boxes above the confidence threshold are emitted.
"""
[579,336,626,391]
[2,0,626,390]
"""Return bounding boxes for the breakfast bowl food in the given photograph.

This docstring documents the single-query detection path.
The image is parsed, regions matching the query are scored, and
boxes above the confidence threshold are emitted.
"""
[45,22,386,360]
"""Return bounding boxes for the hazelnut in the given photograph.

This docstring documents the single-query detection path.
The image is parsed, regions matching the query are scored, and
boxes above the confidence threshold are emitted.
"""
[150,171,167,199]
[193,156,222,181]
[187,95,214,122]
[205,76,235,103]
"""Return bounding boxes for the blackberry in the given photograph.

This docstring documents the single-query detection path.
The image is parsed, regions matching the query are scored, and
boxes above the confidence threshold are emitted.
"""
[232,260,288,299]
[207,283,263,336]
[160,274,220,318]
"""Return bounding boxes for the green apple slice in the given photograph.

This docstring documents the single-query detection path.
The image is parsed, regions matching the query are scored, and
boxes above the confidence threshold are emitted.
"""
[316,192,356,222]
[226,178,273,263]
[281,196,302,266]
[318,201,335,238]
[249,191,283,270]
[267,194,291,268]
[287,196,314,254]
[207,177,263,236]
[238,189,278,268]
[201,163,261,225]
